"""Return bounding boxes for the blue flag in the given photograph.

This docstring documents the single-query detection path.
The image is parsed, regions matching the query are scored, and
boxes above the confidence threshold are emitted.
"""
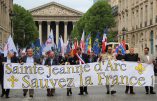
[58,37,61,53]
[41,43,46,52]
[66,41,71,54]
[115,44,126,55]
[85,34,91,53]
[33,39,42,59]
[93,33,101,55]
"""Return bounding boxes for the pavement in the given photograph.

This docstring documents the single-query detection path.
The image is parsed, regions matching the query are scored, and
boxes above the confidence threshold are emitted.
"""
[0,78,157,101]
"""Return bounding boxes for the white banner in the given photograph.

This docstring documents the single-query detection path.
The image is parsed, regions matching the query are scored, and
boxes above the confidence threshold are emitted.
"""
[4,60,155,89]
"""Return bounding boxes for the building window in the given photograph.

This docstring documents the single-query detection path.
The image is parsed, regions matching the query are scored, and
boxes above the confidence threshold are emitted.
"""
[150,19,152,25]
[145,5,148,23]
[140,23,142,28]
[150,30,154,54]
[141,7,143,27]
[150,2,153,22]
[145,21,147,27]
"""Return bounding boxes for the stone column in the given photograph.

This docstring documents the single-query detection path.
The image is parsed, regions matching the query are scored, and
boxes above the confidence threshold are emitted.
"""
[136,9,138,28]
[72,21,75,29]
[128,9,132,31]
[56,21,59,45]
[153,0,157,24]
[143,4,146,27]
[38,21,42,44]
[64,21,68,43]
[139,6,141,28]
[147,2,151,26]
[47,21,51,39]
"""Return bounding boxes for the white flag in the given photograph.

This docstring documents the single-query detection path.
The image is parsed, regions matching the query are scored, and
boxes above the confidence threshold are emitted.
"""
[60,36,64,57]
[44,29,55,52]
[4,35,18,57]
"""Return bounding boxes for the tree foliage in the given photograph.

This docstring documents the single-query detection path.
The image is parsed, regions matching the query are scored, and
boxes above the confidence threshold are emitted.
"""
[72,0,116,42]
[13,4,38,48]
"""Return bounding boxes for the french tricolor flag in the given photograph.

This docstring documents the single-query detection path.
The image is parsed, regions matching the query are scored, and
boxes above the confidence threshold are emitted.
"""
[102,32,107,53]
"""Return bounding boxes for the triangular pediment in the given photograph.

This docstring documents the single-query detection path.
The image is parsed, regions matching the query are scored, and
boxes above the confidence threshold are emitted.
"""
[30,2,83,16]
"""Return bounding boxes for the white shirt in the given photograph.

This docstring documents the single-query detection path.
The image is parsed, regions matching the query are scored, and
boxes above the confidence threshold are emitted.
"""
[79,54,82,65]
[42,58,46,65]
[26,57,34,63]
[50,59,53,65]
[146,55,150,61]
[7,57,11,63]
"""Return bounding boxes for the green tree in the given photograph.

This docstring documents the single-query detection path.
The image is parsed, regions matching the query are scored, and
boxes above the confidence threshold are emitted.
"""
[72,0,115,43]
[13,4,38,48]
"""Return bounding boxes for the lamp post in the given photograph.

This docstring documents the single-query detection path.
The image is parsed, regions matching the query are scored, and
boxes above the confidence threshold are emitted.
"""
[9,11,16,37]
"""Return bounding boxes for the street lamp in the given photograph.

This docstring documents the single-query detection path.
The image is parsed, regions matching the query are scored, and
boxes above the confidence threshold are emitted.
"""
[9,11,16,37]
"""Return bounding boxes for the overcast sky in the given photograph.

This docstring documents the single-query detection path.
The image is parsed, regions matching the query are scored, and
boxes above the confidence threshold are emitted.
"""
[13,0,94,12]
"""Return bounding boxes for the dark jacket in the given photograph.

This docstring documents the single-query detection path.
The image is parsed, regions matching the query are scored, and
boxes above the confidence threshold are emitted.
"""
[45,57,58,66]
[88,55,98,63]
[116,54,125,60]
[68,57,76,65]
[73,53,89,65]
[22,56,39,63]
[125,53,138,62]
[0,55,4,81]
[0,57,18,80]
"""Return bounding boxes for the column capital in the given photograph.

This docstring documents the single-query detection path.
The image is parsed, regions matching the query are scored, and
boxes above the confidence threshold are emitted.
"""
[38,21,42,24]
[72,21,76,24]
[55,21,59,25]
[64,21,68,25]
[47,21,51,24]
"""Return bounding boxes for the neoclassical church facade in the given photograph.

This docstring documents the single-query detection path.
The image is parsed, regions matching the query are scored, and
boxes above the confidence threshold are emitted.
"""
[30,2,83,44]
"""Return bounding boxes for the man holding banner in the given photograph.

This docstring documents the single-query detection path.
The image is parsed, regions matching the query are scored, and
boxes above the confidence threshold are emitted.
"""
[45,51,58,96]
[1,51,18,98]
[140,47,156,94]
[100,46,116,95]
[73,47,89,95]
[124,47,138,94]
[22,48,39,98]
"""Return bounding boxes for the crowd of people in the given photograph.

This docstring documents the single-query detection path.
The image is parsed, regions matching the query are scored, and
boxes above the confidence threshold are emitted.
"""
[0,46,156,98]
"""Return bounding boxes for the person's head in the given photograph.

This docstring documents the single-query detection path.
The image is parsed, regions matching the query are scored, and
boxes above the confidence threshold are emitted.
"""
[90,51,95,57]
[0,53,4,58]
[118,49,122,55]
[14,52,16,57]
[129,47,134,54]
[42,52,48,58]
[21,52,26,57]
[69,51,74,58]
[64,53,69,58]
[7,51,14,58]
[26,48,33,57]
[49,51,55,59]
[144,47,149,55]
[107,46,112,54]
[76,47,82,55]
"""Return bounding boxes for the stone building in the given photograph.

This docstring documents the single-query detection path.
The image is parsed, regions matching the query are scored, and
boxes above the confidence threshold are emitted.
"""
[118,0,157,55]
[0,0,13,49]
[30,2,83,44]
[93,0,119,7]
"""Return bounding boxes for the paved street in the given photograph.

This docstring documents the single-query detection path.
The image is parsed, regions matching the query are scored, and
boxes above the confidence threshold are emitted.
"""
[0,78,157,101]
